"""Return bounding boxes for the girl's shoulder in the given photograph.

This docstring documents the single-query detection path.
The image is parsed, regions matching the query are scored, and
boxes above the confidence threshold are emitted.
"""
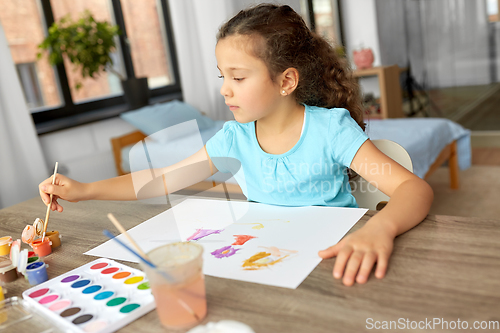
[220,120,253,134]
[305,105,353,124]
[207,120,254,158]
[305,105,363,136]
[306,104,349,116]
[217,120,254,145]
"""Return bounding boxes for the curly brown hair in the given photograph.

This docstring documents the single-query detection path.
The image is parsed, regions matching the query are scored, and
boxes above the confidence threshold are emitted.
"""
[217,3,365,131]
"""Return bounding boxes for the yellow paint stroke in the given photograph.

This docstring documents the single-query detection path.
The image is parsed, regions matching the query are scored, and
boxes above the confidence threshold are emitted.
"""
[242,252,290,270]
[235,223,264,230]
[259,246,298,257]
[235,220,290,230]
[257,219,290,223]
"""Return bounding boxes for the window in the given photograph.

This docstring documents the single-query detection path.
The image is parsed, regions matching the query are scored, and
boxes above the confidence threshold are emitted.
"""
[120,0,175,89]
[488,0,500,22]
[312,0,342,46]
[50,0,124,103]
[16,63,45,109]
[0,0,181,132]
[304,0,344,47]
[0,1,63,111]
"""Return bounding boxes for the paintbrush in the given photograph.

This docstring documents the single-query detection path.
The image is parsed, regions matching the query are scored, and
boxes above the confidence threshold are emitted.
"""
[102,229,158,270]
[107,213,150,260]
[42,162,58,240]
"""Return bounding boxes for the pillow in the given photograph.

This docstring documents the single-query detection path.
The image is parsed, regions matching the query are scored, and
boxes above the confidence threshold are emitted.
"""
[120,100,216,142]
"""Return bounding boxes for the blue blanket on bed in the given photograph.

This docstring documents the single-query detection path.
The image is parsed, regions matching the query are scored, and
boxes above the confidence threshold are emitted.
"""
[366,118,471,178]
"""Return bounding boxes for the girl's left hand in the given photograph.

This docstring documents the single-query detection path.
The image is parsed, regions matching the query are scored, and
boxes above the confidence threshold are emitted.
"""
[318,223,395,286]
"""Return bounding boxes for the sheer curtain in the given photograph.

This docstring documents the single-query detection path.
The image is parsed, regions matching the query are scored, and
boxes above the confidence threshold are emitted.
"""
[169,0,234,121]
[168,0,302,121]
[0,21,48,209]
[376,0,490,88]
[419,0,490,88]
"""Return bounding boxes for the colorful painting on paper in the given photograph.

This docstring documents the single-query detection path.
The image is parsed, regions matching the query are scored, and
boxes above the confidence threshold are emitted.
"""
[242,247,298,270]
[85,198,367,289]
[211,245,240,258]
[187,228,224,241]
[235,222,264,230]
[232,235,256,245]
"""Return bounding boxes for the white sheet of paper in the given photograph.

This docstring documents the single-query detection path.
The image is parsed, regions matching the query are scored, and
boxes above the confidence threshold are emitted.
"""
[85,198,367,289]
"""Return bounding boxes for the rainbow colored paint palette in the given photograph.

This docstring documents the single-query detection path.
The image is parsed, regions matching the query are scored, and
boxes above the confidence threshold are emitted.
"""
[22,258,155,333]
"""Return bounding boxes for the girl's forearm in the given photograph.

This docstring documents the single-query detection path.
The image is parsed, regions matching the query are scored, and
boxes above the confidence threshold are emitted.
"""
[85,173,138,201]
[84,150,214,201]
[87,167,175,201]
[365,178,434,237]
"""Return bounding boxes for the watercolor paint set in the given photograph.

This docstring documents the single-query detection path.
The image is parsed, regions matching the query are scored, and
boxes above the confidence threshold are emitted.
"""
[21,258,155,333]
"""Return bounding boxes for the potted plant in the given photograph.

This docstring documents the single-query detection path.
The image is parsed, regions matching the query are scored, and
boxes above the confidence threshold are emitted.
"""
[37,10,149,109]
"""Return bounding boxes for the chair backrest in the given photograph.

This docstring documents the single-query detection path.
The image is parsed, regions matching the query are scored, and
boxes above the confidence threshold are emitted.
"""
[349,139,413,210]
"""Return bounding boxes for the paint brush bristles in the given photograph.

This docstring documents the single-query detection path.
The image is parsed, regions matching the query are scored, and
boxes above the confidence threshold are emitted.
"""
[42,162,58,240]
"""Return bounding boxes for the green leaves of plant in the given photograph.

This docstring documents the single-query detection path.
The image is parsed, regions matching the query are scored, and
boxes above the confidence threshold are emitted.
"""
[37,10,121,90]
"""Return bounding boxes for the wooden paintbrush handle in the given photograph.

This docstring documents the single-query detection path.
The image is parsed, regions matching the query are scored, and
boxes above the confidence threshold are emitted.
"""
[43,162,59,237]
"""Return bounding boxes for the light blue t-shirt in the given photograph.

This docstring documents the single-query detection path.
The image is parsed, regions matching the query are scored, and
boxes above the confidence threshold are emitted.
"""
[205,105,369,207]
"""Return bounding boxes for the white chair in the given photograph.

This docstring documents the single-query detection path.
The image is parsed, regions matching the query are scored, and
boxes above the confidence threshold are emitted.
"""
[349,139,413,210]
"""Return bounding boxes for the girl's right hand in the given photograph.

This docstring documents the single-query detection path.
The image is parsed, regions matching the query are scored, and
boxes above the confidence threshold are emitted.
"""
[39,174,87,212]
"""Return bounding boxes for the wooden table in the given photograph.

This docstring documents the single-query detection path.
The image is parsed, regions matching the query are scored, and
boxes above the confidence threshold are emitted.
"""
[1,195,500,332]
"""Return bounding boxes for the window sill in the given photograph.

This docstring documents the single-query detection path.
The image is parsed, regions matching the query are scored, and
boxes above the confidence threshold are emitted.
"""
[35,92,182,135]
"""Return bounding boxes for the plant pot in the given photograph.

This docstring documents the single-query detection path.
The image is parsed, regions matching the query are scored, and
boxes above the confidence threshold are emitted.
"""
[121,77,150,110]
[353,48,374,70]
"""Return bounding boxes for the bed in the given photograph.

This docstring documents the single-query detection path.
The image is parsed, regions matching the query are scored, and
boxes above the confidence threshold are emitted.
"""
[111,102,471,196]
[365,118,471,189]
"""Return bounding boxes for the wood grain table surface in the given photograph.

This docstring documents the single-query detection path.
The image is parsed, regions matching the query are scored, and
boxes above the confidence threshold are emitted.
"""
[1,194,500,332]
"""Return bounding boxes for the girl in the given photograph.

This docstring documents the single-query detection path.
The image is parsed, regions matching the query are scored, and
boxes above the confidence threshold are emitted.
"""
[39,4,433,287]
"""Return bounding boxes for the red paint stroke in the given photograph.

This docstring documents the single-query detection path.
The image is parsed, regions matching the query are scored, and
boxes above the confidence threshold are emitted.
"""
[232,234,256,246]
[187,228,223,241]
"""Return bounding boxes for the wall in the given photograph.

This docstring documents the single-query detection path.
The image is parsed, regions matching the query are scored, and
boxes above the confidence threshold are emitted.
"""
[38,117,136,183]
[341,0,380,64]
[231,0,302,12]
[493,22,500,82]
[340,0,381,97]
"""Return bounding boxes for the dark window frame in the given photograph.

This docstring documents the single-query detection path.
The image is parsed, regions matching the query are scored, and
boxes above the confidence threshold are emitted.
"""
[307,0,345,47]
[33,0,182,130]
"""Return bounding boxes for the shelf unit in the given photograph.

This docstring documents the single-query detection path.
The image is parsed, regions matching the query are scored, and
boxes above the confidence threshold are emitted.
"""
[353,65,404,119]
